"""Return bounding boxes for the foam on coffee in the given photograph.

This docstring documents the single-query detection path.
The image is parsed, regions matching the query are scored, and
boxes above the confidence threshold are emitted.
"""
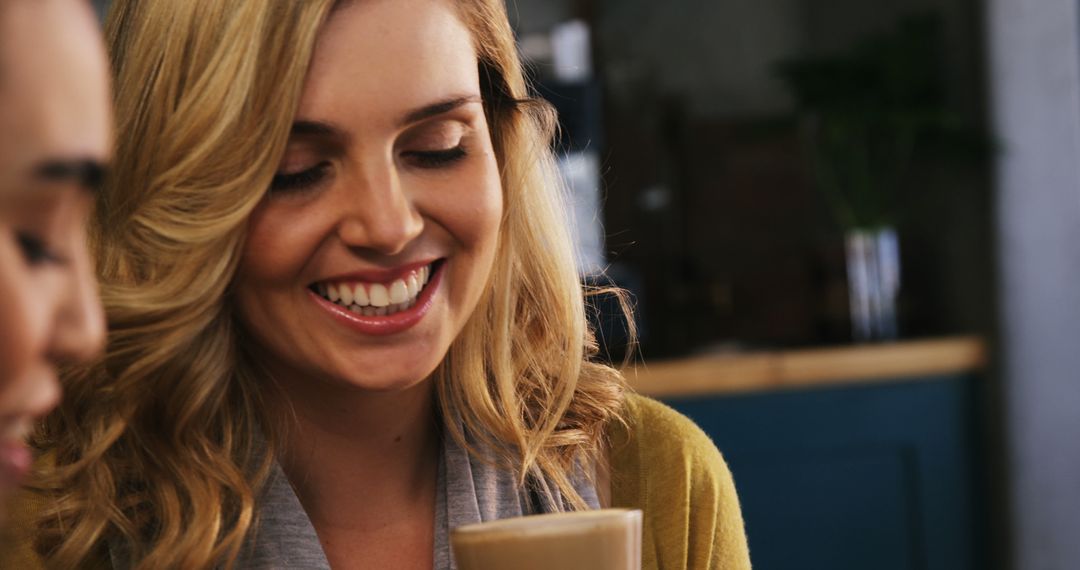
[451,508,642,570]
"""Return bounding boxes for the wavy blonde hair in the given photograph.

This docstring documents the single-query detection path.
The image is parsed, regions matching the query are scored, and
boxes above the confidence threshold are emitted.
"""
[32,0,629,568]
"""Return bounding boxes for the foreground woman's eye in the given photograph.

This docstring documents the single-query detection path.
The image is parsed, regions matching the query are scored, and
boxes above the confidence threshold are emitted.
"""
[401,146,467,169]
[270,161,331,192]
[16,232,64,266]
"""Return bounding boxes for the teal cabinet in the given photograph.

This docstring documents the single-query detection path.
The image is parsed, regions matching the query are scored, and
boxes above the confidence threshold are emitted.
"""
[664,375,982,570]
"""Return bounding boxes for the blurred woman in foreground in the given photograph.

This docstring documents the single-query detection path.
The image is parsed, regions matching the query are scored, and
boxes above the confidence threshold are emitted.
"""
[0,0,109,520]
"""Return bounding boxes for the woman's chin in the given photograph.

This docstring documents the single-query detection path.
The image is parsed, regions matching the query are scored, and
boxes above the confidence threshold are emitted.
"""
[338,367,440,394]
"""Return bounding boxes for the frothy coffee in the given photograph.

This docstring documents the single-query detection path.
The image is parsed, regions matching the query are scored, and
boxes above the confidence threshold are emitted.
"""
[451,508,642,570]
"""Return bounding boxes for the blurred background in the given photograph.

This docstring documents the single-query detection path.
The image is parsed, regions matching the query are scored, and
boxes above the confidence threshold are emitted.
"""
[519,0,993,356]
[90,0,1080,568]
[503,0,1079,569]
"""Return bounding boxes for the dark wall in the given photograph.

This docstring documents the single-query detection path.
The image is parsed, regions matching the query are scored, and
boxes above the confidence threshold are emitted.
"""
[585,0,993,356]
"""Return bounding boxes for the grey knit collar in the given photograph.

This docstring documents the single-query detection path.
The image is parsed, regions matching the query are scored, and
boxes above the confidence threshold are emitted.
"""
[232,426,600,569]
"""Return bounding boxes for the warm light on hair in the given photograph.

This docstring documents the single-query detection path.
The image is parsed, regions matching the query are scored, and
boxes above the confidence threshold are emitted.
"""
[32,0,631,568]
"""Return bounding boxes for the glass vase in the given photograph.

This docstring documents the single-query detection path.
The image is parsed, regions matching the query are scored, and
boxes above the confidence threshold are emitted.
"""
[845,227,901,342]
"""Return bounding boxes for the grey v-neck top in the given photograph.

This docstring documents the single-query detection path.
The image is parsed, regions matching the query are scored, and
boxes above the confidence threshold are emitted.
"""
[231,430,600,569]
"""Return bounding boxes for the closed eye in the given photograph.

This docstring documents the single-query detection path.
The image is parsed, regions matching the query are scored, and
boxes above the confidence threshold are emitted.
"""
[401,146,467,169]
[16,232,65,266]
[270,162,331,192]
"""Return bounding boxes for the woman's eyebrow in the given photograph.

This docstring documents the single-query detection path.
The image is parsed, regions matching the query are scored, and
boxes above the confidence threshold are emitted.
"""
[291,120,343,138]
[34,158,107,192]
[288,95,482,141]
[287,120,351,149]
[398,95,482,127]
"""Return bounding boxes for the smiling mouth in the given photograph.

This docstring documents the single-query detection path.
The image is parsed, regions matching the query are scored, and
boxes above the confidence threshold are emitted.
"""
[310,260,440,317]
[0,421,33,486]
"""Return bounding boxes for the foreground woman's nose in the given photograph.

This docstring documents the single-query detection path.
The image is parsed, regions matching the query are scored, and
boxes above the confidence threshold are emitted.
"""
[47,245,105,365]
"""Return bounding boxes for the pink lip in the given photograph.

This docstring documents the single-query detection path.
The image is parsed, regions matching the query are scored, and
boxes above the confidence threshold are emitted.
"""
[0,438,32,489]
[318,259,436,285]
[310,261,444,336]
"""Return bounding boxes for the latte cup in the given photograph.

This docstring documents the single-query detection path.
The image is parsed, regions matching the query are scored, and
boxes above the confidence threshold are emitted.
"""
[450,508,643,570]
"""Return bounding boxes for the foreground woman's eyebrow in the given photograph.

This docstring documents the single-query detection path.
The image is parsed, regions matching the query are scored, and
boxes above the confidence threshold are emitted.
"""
[34,158,107,191]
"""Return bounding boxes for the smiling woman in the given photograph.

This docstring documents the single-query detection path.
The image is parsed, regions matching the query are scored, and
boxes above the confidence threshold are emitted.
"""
[234,1,504,396]
[4,0,749,569]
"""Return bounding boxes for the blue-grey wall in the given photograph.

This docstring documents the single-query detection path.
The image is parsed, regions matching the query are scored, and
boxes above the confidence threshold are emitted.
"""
[92,0,108,20]
[989,0,1080,568]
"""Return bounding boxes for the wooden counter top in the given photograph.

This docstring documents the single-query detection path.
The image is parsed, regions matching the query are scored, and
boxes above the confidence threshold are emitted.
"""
[625,336,987,397]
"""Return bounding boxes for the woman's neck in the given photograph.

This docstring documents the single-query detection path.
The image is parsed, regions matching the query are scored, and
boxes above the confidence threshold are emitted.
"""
[272,372,440,540]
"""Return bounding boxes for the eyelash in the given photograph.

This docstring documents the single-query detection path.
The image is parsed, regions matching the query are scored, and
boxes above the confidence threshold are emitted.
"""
[16,233,64,266]
[270,162,331,192]
[269,146,468,193]
[403,146,468,169]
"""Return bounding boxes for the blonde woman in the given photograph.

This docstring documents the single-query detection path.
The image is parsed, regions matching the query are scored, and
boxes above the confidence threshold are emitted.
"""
[0,0,109,520]
[8,0,751,568]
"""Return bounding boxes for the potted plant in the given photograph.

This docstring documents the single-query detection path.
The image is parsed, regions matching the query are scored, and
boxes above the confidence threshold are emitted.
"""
[776,13,988,341]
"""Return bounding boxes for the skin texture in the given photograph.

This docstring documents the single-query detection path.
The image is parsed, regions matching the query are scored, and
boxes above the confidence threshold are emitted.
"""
[0,0,110,510]
[231,0,502,567]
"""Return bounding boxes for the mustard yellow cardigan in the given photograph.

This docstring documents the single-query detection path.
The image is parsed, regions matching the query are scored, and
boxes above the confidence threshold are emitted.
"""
[611,394,752,569]
[2,394,752,569]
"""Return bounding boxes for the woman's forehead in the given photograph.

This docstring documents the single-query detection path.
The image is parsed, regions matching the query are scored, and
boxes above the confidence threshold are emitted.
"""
[0,0,111,187]
[297,0,481,130]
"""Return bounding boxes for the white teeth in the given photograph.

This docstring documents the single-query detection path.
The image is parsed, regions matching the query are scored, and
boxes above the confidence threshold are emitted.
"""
[342,300,414,317]
[319,263,435,314]
[369,283,390,307]
[339,284,354,306]
[389,279,409,304]
[354,284,370,307]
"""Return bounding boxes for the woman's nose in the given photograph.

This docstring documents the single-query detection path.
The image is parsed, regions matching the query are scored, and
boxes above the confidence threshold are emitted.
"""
[336,166,424,255]
[47,239,105,365]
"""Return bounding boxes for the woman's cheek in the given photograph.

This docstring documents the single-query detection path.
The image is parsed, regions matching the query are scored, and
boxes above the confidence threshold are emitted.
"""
[0,244,49,393]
